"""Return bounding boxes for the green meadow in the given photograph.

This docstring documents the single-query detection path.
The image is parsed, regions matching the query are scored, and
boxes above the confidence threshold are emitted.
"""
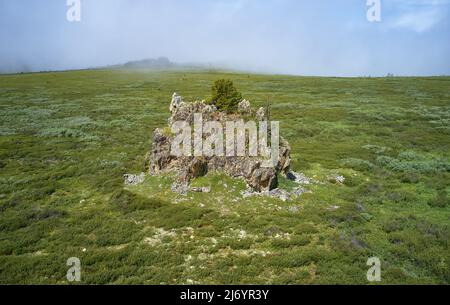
[0,69,448,284]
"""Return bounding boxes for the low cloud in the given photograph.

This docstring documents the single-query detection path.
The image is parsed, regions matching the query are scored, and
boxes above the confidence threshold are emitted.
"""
[0,0,448,76]
[388,0,449,33]
[389,7,446,33]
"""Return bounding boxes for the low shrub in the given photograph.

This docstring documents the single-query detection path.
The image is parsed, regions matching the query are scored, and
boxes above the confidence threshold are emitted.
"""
[210,79,242,113]
[340,158,374,171]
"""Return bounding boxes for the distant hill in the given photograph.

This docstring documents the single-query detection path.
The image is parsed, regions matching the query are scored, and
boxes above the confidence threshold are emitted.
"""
[107,57,216,71]
[121,57,175,69]
[0,57,218,74]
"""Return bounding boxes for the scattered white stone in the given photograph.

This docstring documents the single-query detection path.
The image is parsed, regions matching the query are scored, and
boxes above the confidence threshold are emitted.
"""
[335,175,345,183]
[327,205,340,211]
[241,187,305,202]
[270,189,290,202]
[238,230,247,239]
[171,182,189,195]
[288,206,300,213]
[124,173,145,185]
[274,232,291,239]
[190,186,211,193]
[144,227,177,246]
[328,174,345,184]
[287,171,312,185]
[291,187,309,197]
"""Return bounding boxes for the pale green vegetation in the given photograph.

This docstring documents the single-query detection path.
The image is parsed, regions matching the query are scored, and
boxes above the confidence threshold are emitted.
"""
[0,69,449,284]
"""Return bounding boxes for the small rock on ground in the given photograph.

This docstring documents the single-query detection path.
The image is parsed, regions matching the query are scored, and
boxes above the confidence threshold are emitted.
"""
[124,173,145,185]
[190,186,211,193]
[171,182,189,195]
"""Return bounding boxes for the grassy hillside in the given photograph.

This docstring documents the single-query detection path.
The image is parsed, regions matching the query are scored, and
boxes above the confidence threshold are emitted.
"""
[0,69,448,284]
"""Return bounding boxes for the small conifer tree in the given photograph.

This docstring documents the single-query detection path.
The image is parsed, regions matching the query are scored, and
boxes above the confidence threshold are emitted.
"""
[210,79,242,113]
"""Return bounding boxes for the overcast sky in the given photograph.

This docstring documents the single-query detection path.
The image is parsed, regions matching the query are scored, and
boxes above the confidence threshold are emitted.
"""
[0,0,449,76]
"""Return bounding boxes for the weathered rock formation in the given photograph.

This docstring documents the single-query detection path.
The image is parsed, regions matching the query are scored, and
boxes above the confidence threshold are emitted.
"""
[148,93,292,192]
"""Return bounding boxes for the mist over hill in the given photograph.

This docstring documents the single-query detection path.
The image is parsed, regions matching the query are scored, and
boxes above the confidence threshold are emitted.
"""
[107,57,224,72]
[120,57,175,70]
[0,57,218,74]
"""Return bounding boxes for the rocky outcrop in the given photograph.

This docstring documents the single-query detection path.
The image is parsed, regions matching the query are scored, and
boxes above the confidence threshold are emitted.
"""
[148,93,293,193]
[241,183,311,202]
[149,128,174,175]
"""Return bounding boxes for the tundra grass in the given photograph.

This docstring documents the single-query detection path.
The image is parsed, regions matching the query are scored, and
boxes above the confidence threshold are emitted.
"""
[0,69,448,284]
